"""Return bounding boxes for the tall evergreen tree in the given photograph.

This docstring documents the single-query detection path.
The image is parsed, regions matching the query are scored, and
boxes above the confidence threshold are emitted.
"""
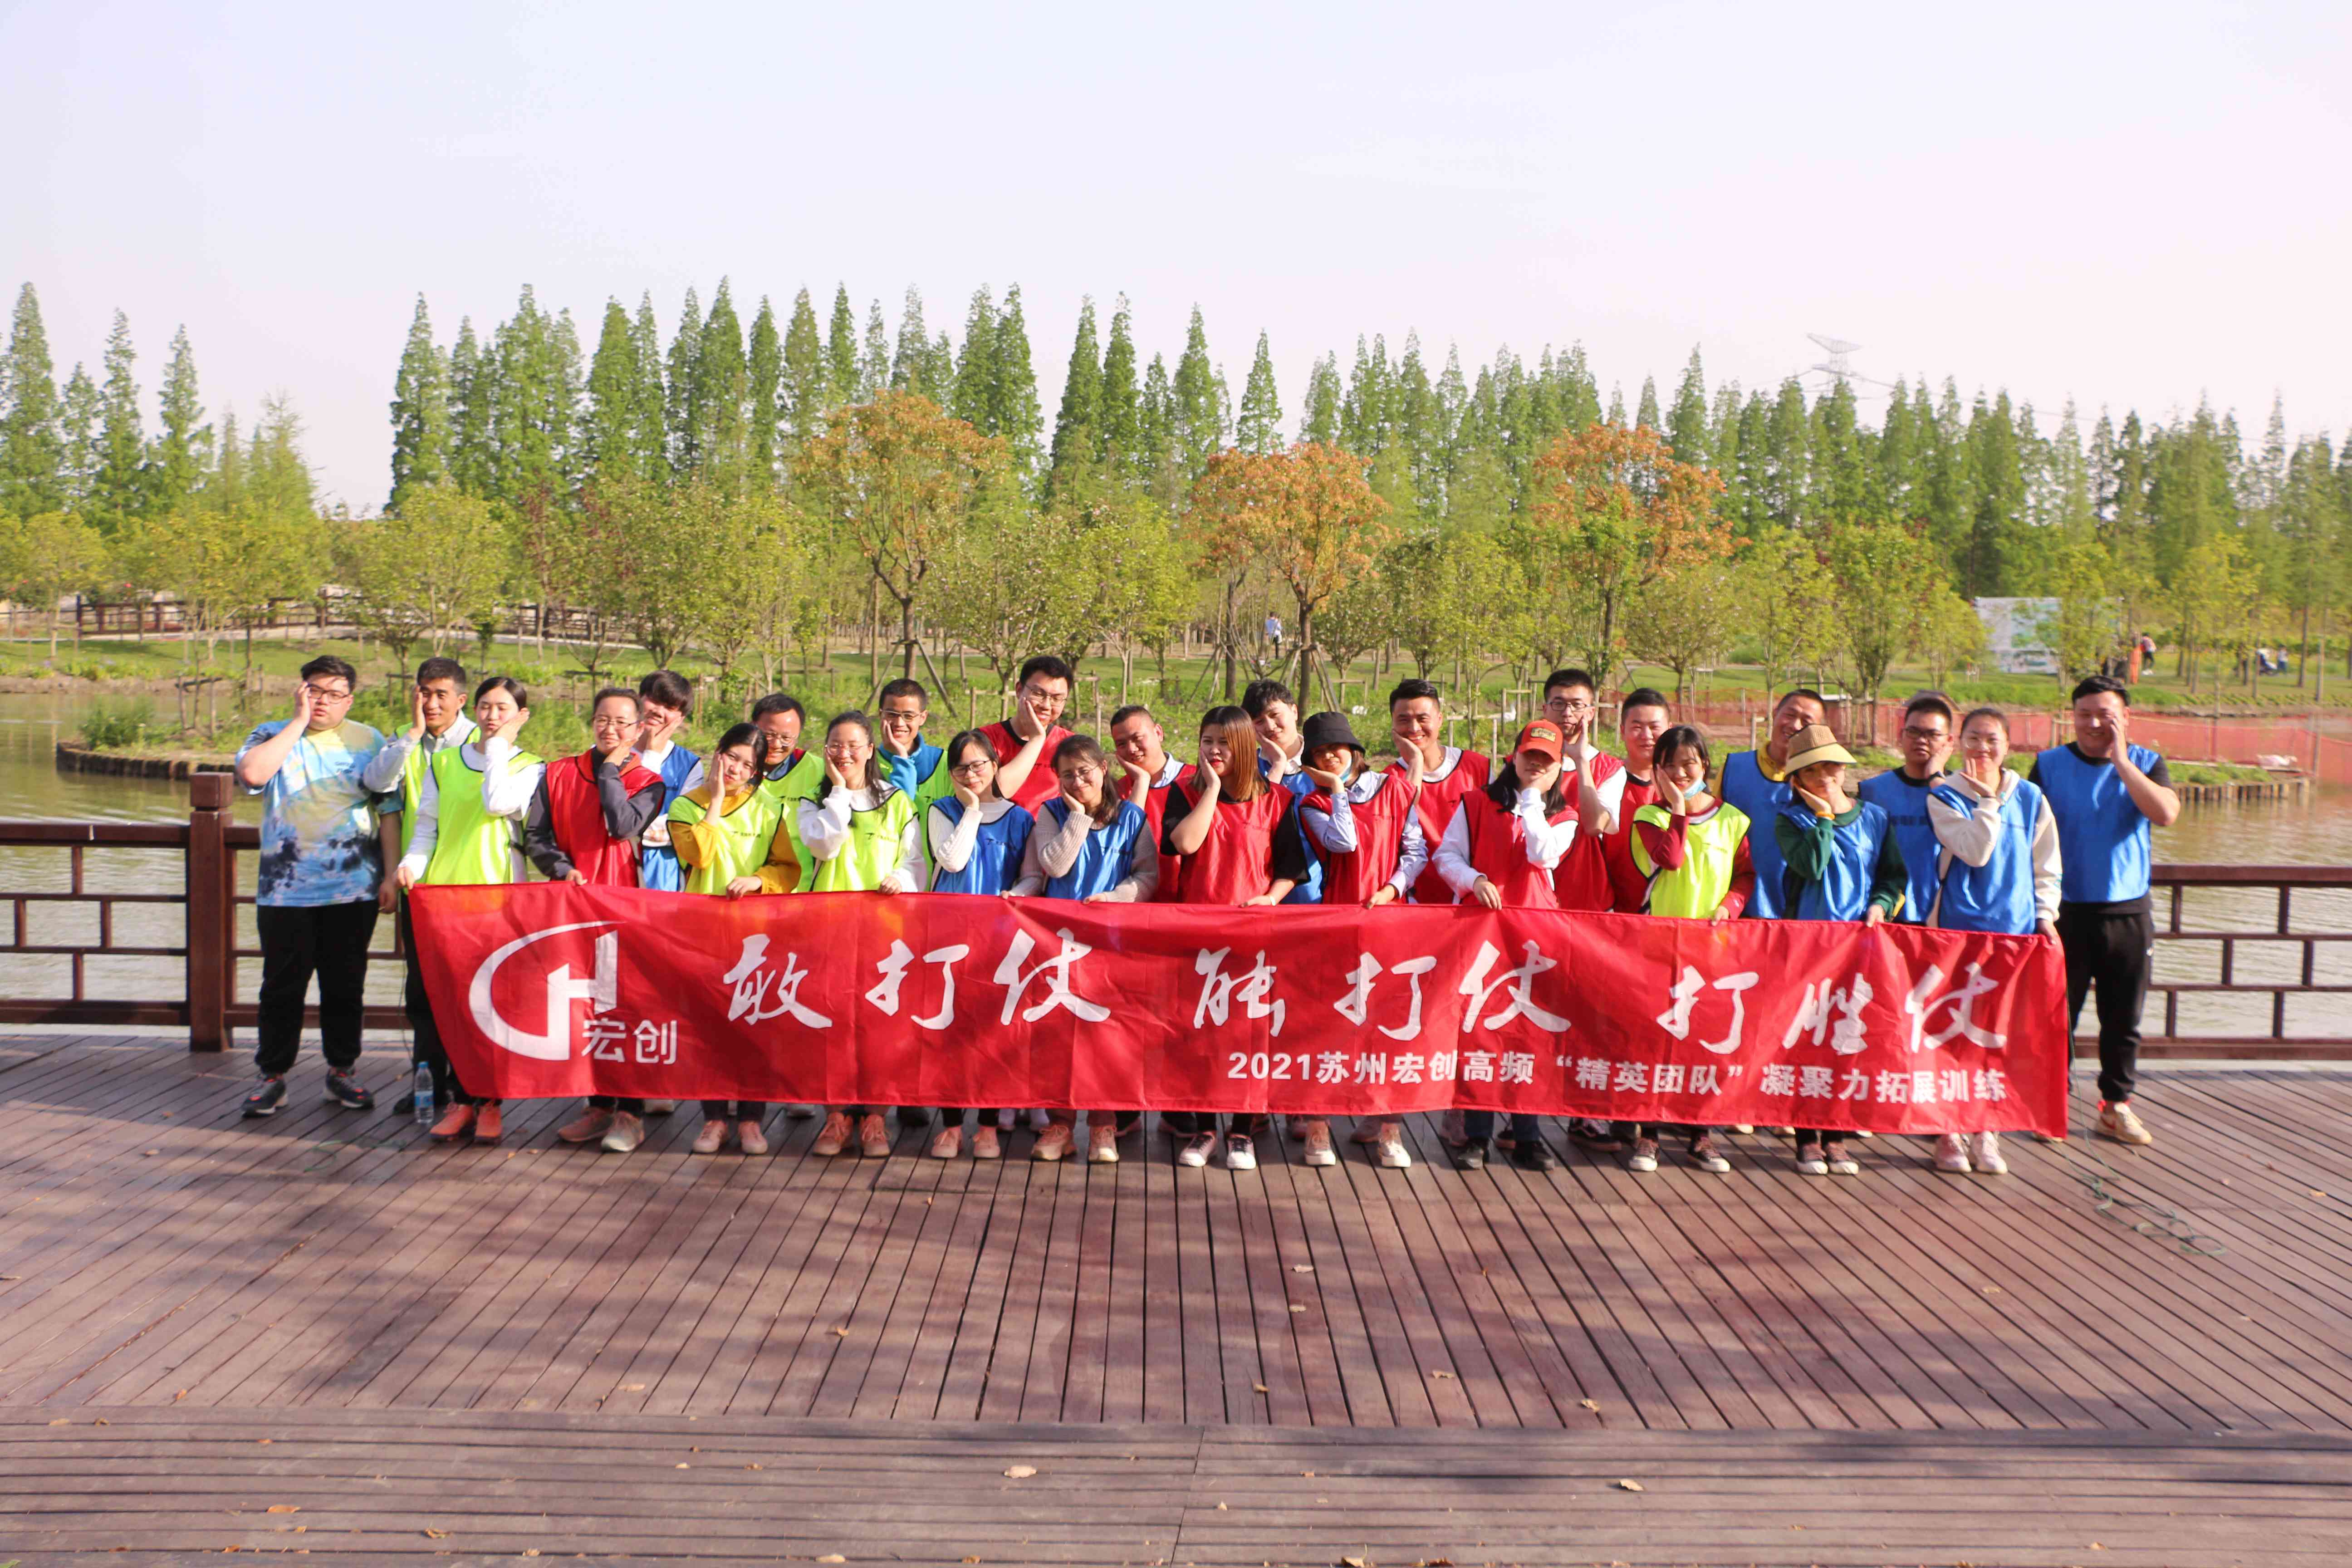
[1605,382,1626,427]
[1962,391,2026,595]
[490,285,575,505]
[88,311,146,533]
[1235,331,1283,455]
[990,285,1044,483]
[1170,306,1224,480]
[1634,375,1661,432]
[950,286,999,430]
[1299,353,1342,447]
[859,300,891,400]
[890,286,931,394]
[1664,348,1709,466]
[824,285,859,407]
[693,280,749,485]
[1808,378,1876,529]
[1097,297,1140,469]
[1394,332,1439,514]
[1047,297,1102,493]
[582,299,648,484]
[56,364,100,512]
[746,294,783,488]
[446,318,496,497]
[1555,344,1602,431]
[0,284,65,517]
[1136,353,1175,499]
[147,325,210,517]
[627,295,666,479]
[664,286,703,476]
[387,298,449,512]
[780,288,828,451]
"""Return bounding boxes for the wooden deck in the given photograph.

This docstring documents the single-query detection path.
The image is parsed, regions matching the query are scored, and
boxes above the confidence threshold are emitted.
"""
[5,1033,2352,1563]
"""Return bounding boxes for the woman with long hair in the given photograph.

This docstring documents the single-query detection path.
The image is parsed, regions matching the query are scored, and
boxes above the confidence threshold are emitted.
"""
[1161,706,1310,1171]
[923,729,1035,1160]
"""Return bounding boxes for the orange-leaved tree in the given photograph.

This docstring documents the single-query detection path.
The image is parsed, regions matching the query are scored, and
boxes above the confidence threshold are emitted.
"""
[801,390,1009,681]
[1190,442,1392,701]
[1520,423,1728,682]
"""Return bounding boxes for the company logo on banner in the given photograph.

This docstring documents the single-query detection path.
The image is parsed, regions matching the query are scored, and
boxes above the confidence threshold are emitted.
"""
[412,885,2070,1136]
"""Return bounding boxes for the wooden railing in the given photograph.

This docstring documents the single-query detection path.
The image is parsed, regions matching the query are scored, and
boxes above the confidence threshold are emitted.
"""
[2,779,2347,1057]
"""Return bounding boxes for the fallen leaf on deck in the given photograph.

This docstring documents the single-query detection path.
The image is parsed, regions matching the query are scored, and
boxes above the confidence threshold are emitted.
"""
[1578,1399,1600,1413]
[1613,1479,1643,1492]
[1428,1369,1454,1379]
[1289,1303,1306,1313]
[674,1463,688,1470]
[266,1506,299,1514]
[422,1530,446,1539]
[1215,1502,1227,1511]
[818,1555,847,1562]
[1002,1465,1036,1479]
[1342,1556,1368,1566]
[93,1419,108,1426]
[831,1326,851,1337]
[1291,1264,1313,1273]
[746,1463,762,1470]
[620,1384,645,1392]
[1252,1383,1268,1393]
[47,1419,69,1426]
[257,1440,270,1445]
[524,1552,540,1558]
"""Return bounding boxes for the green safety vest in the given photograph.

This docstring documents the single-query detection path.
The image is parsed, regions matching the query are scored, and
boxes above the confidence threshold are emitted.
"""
[757,750,828,877]
[666,786,782,897]
[797,786,917,893]
[1631,800,1752,919]
[420,744,539,887]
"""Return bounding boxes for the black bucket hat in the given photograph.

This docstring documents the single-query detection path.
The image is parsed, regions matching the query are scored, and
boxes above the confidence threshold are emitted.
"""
[1301,710,1364,755]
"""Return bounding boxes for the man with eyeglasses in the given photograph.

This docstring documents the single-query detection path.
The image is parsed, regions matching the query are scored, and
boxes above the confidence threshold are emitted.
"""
[874,677,951,813]
[231,655,395,1120]
[1537,669,1626,914]
[1857,693,1956,925]
[1718,687,1828,920]
[980,654,1074,812]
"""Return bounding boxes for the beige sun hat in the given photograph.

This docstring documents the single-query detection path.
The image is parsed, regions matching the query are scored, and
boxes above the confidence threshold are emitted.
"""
[1781,723,1856,774]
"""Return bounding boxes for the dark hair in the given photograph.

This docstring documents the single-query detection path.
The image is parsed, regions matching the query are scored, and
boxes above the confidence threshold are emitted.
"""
[1774,687,1828,715]
[819,710,878,800]
[414,656,466,689]
[638,669,693,713]
[751,691,806,724]
[300,654,358,690]
[1388,677,1442,710]
[1902,691,1957,729]
[1621,686,1670,716]
[1961,705,2011,737]
[1108,703,1155,730]
[1053,734,1121,824]
[1242,678,1295,718]
[1198,705,1265,800]
[473,675,528,708]
[712,722,762,783]
[1487,746,1568,817]
[2072,674,2130,706]
[878,677,927,708]
[1541,667,1597,698]
[590,686,641,715]
[942,729,1003,799]
[1016,654,1074,690]
[1652,723,1711,778]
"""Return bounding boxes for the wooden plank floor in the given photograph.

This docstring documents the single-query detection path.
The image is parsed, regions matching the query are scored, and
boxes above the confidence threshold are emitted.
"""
[7,1034,2352,1434]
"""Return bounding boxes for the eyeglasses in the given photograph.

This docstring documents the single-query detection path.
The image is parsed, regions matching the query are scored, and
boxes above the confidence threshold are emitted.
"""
[591,715,640,730]
[1901,726,1949,742]
[823,741,869,756]
[879,709,924,723]
[305,686,353,704]
[949,759,993,776]
[1542,697,1594,715]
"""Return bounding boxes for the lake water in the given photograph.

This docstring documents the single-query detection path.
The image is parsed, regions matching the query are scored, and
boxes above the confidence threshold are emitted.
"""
[2,692,2347,1039]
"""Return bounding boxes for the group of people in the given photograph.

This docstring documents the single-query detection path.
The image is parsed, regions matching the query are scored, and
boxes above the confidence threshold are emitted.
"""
[232,650,2179,1179]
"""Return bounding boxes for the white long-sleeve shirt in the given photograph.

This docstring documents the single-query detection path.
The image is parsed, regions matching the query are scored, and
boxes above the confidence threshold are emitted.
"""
[1432,788,1578,899]
[634,740,703,850]
[797,784,925,893]
[362,714,479,797]
[1008,801,1160,900]
[397,736,543,880]
[926,795,1021,877]
[1926,769,2063,925]
[1299,770,1429,898]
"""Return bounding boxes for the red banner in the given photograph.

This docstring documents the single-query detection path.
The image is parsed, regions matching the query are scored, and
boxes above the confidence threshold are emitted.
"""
[412,885,2070,1136]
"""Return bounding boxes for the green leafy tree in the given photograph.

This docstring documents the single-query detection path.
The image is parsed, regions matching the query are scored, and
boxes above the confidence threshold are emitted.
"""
[1730,524,1838,700]
[1,285,67,518]
[1170,305,1225,483]
[627,295,667,480]
[1664,348,1710,468]
[950,286,999,431]
[889,286,931,395]
[0,510,111,656]
[1623,560,1734,705]
[779,288,828,458]
[1298,353,1342,447]
[1826,519,1938,737]
[990,285,1045,485]
[823,285,859,407]
[1046,297,1101,496]
[1098,297,1140,472]
[746,294,782,489]
[581,299,652,484]
[663,285,703,475]
[386,299,451,510]
[55,364,100,512]
[2038,537,2122,682]
[692,280,750,488]
[338,485,506,667]
[858,299,890,400]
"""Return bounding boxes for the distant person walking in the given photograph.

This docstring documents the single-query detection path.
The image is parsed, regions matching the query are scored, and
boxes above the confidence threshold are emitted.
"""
[2029,675,2180,1146]
[232,655,395,1121]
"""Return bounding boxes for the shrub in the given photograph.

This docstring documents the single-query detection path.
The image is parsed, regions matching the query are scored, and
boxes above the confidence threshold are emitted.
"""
[78,699,155,750]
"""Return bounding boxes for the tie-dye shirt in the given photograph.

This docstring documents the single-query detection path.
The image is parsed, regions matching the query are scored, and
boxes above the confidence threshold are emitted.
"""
[235,719,392,907]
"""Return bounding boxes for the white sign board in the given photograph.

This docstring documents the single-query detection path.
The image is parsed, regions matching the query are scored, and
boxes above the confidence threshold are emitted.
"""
[1974,598,2059,675]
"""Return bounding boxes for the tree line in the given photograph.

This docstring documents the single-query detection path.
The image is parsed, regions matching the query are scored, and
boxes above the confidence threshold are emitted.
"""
[2,278,2347,709]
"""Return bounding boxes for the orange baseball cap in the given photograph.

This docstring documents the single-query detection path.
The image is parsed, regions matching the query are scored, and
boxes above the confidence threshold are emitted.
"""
[1513,720,1564,762]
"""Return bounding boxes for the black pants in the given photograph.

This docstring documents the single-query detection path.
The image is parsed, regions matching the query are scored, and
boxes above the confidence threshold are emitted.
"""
[704,1101,770,1120]
[1465,1110,1541,1143]
[400,898,473,1104]
[255,899,378,1078]
[588,1097,646,1113]
[1163,1112,1268,1137]
[2059,902,2155,1104]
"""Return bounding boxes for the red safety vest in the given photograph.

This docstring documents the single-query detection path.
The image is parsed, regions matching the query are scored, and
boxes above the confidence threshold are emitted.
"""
[1394,749,1490,905]
[1141,762,1196,903]
[1173,780,1289,906]
[543,750,661,887]
[1603,774,1661,912]
[982,721,1074,813]
[1551,753,1623,913]
[1302,772,1414,906]
[1457,788,1572,910]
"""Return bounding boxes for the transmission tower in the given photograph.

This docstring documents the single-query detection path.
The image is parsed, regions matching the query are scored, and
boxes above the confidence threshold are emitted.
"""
[1801,332,1898,403]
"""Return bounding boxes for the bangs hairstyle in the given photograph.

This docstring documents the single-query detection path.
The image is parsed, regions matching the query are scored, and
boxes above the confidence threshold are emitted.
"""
[590,686,641,715]
[1053,734,1121,824]
[474,675,528,709]
[818,710,878,800]
[1961,705,2011,739]
[1487,743,1569,818]
[942,729,1001,798]
[711,721,763,782]
[1652,724,1712,778]
[1197,705,1265,799]
[638,669,693,713]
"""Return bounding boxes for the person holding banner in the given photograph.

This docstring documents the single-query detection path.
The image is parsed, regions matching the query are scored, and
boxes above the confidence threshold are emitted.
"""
[632,670,701,895]
[1161,706,1311,1171]
[1626,724,1751,1175]
[1538,668,1626,917]
[1925,706,2062,1174]
[1387,678,1489,907]
[528,687,668,1154]
[1433,720,1574,1172]
[396,676,544,1146]
[924,730,1036,1161]
[1011,734,1158,1163]
[798,711,925,1160]
[668,723,791,1155]
[1296,710,1423,1168]
[1857,691,1955,925]
[368,657,474,1120]
[1773,723,1906,1176]
[1719,688,1827,920]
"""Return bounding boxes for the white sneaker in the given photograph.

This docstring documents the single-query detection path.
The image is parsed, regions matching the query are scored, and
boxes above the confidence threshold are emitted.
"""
[1626,1137,1660,1174]
[1933,1133,1972,1174]
[1375,1136,1412,1169]
[1970,1131,2008,1174]
[2097,1101,2152,1146]
[1224,1133,1258,1171]
[1176,1131,1215,1168]
[1825,1143,1861,1176]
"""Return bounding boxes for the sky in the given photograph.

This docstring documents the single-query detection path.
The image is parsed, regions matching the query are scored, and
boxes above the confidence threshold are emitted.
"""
[4,0,2348,514]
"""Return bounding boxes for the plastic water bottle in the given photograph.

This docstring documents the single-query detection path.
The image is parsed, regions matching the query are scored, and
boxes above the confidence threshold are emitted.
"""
[413,1063,436,1129]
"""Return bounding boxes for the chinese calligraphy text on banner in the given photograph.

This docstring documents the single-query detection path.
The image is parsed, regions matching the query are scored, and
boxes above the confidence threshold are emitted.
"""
[412,886,2070,1137]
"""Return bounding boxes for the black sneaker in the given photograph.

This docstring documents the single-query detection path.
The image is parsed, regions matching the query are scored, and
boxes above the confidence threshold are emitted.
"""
[1451,1139,1490,1171]
[323,1069,374,1111]
[1512,1139,1561,1172]
[241,1075,288,1118]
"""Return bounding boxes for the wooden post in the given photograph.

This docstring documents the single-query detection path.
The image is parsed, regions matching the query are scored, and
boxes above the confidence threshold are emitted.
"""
[186,772,233,1052]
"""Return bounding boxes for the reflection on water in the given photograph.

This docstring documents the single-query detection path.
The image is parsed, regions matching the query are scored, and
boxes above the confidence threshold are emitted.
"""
[1,693,2347,1038]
